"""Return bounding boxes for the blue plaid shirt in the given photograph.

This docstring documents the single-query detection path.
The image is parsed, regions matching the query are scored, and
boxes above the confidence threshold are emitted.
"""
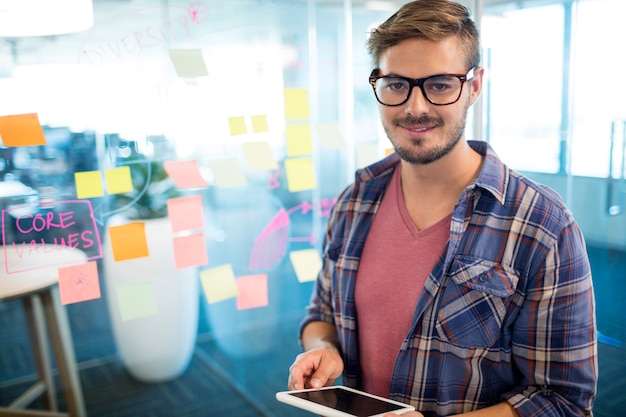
[301,141,597,417]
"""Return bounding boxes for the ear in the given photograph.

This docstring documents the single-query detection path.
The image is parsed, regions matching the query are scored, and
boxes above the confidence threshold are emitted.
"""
[468,66,485,105]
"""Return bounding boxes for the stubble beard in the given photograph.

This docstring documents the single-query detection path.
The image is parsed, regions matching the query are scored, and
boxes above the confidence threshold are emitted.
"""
[384,107,469,165]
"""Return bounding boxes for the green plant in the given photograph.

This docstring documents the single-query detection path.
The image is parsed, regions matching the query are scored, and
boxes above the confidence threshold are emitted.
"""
[111,159,182,220]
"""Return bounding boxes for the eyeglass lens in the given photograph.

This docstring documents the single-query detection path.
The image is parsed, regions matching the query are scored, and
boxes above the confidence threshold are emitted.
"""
[374,74,464,106]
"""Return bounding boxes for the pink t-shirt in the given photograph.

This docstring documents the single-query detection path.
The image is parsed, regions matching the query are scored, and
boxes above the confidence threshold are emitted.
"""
[354,166,451,398]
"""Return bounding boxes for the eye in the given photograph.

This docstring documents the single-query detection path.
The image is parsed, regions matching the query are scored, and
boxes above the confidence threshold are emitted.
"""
[380,77,408,93]
[424,76,458,95]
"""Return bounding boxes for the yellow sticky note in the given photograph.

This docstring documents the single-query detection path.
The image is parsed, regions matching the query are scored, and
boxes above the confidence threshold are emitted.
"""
[58,261,101,305]
[289,249,322,283]
[105,166,133,195]
[208,158,247,188]
[286,124,312,156]
[167,195,204,233]
[115,282,158,321]
[172,232,209,270]
[108,222,150,261]
[241,141,278,171]
[284,89,309,121]
[168,48,208,78]
[356,142,380,168]
[0,113,47,147]
[75,170,104,199]
[316,122,346,149]
[251,115,269,133]
[228,116,248,136]
[200,264,239,304]
[284,157,316,192]
[163,159,209,189]
[236,274,269,310]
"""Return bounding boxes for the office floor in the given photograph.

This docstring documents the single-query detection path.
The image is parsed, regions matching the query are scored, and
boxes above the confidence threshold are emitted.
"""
[1,246,624,417]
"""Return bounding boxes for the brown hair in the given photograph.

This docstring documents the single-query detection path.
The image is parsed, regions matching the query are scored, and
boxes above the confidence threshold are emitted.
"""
[367,0,480,69]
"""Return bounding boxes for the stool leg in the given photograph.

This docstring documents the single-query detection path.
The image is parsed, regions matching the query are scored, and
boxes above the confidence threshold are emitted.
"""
[40,288,87,417]
[23,294,58,411]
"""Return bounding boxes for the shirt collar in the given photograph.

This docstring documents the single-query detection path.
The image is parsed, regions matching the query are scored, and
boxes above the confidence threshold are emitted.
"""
[355,140,510,205]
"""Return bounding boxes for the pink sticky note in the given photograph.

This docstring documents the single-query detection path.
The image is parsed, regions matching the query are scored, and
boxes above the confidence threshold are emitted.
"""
[58,261,101,305]
[236,274,269,310]
[167,195,204,233]
[172,232,209,269]
[163,159,209,189]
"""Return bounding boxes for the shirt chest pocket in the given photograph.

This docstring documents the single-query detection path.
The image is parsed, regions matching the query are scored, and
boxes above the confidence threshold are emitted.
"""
[435,257,520,348]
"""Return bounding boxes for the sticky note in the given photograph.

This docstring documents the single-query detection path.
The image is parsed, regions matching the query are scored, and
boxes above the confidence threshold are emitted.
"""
[316,122,346,149]
[108,222,150,261]
[168,48,208,78]
[163,159,209,188]
[105,166,133,195]
[236,274,268,310]
[228,116,248,136]
[172,232,209,270]
[75,170,104,199]
[251,115,269,133]
[208,158,247,188]
[115,282,157,321]
[241,141,278,171]
[286,124,313,156]
[200,264,239,304]
[167,195,204,233]
[289,249,322,283]
[0,113,47,147]
[284,89,309,121]
[356,142,380,168]
[284,157,316,192]
[58,261,101,305]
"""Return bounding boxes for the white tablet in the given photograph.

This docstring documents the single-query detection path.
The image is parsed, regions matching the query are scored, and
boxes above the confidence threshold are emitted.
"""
[276,385,415,417]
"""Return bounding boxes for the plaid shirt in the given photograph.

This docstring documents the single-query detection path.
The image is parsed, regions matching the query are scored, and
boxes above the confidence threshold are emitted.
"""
[301,140,597,417]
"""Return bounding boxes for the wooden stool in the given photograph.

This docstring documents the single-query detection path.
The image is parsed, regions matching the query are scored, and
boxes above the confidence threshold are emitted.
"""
[0,245,88,417]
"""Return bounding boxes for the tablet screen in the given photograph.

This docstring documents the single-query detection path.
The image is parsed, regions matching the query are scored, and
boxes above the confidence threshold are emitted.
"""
[287,386,407,416]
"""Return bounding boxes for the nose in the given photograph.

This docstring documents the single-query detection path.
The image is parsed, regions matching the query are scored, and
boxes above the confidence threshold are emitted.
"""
[404,85,431,116]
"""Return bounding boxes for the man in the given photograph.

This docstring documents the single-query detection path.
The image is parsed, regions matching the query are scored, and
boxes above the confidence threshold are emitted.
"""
[286,0,597,416]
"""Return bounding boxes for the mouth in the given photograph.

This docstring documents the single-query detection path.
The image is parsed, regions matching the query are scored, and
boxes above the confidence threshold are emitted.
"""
[395,117,441,134]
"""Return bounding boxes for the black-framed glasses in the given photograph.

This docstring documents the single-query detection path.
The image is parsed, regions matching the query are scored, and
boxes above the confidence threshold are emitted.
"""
[369,67,475,106]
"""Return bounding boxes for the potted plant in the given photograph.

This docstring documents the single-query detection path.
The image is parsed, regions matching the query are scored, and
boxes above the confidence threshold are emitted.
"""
[102,136,199,383]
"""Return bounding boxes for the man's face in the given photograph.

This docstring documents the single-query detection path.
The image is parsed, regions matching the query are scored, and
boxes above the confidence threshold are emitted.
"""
[377,36,483,165]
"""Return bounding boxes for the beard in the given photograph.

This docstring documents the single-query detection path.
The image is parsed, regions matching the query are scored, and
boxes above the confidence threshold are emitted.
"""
[384,105,468,165]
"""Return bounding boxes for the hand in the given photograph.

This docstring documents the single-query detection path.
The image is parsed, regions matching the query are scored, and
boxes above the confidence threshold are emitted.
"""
[384,412,424,417]
[287,344,344,390]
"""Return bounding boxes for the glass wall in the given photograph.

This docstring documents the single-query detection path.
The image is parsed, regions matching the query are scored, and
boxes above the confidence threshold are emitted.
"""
[0,0,623,416]
[482,1,625,415]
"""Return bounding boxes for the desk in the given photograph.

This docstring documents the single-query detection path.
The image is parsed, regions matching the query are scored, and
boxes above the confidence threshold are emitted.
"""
[0,245,88,417]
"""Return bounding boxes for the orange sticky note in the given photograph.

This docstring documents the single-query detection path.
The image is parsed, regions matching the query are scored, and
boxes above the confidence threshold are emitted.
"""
[163,159,209,189]
[108,222,150,261]
[0,113,47,147]
[58,261,101,305]
[172,232,208,269]
[167,195,204,233]
[236,274,268,310]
